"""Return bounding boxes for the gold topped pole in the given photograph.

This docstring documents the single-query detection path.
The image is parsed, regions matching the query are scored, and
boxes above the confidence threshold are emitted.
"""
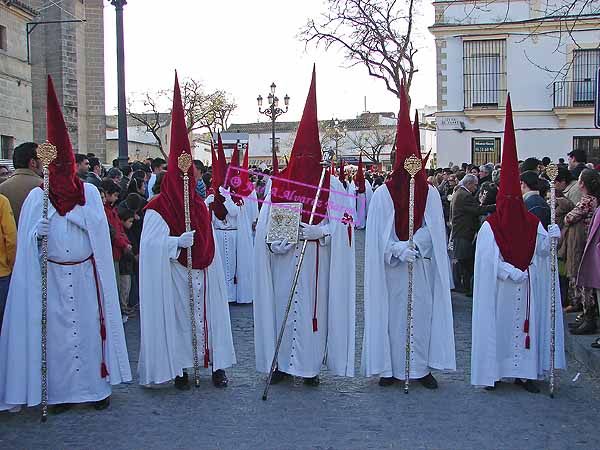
[37,141,57,422]
[178,153,201,387]
[546,162,559,398]
[403,154,422,394]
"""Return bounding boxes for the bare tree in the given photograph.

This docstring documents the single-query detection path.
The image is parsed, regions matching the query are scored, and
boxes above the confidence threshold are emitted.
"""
[128,78,237,157]
[348,126,396,163]
[127,92,170,159]
[320,120,348,159]
[300,0,419,99]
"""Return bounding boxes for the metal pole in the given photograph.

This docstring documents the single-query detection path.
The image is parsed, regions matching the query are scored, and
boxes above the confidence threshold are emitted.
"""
[547,163,559,397]
[271,103,277,168]
[113,0,129,169]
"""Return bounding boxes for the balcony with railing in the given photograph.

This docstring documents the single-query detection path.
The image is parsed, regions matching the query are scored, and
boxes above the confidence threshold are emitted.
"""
[553,80,597,109]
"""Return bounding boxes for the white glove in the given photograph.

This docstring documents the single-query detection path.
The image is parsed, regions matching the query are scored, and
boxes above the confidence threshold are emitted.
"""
[220,186,238,217]
[270,239,294,255]
[390,241,409,259]
[299,223,327,241]
[548,224,561,240]
[177,231,195,249]
[397,246,417,263]
[218,186,230,197]
[37,218,49,237]
[509,266,528,283]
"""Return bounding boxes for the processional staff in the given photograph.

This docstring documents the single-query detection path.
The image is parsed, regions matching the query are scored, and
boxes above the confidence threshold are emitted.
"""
[37,141,57,422]
[403,154,422,394]
[178,153,202,388]
[546,162,559,398]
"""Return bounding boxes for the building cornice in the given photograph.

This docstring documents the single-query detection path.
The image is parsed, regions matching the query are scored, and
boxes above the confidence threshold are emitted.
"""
[430,14,600,37]
[1,1,37,20]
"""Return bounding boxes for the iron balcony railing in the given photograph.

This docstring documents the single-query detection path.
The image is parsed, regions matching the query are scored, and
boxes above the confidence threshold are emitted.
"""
[553,79,597,108]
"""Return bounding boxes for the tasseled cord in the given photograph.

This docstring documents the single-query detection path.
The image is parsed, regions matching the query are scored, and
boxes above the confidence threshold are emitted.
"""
[203,269,210,368]
[312,243,320,332]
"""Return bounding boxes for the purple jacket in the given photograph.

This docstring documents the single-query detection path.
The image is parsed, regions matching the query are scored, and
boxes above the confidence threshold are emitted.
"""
[577,208,600,289]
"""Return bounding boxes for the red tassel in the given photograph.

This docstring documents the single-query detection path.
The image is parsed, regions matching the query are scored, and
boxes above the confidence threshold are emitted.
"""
[233,275,237,285]
[101,362,109,378]
[525,335,530,349]
[204,351,209,368]
[312,318,318,332]
[347,225,352,247]
[523,319,529,334]
[100,324,106,340]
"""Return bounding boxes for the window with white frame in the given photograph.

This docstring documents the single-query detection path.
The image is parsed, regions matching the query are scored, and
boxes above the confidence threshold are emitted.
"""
[572,49,600,105]
[463,39,507,109]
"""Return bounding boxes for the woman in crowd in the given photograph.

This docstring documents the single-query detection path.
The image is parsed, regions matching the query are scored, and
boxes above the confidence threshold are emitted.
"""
[564,169,600,334]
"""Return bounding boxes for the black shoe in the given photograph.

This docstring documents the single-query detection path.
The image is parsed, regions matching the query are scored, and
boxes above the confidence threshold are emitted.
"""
[269,369,291,385]
[93,397,110,411]
[418,373,438,390]
[303,376,320,387]
[570,320,597,335]
[591,338,600,349]
[174,373,191,391]
[514,378,540,394]
[378,376,396,387]
[212,369,228,388]
[50,403,72,415]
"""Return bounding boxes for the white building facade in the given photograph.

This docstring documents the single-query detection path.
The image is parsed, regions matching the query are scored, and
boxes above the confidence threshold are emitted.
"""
[430,0,600,167]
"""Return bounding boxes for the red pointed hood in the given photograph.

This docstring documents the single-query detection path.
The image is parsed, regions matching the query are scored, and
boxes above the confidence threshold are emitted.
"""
[210,142,218,192]
[413,109,421,155]
[46,75,85,216]
[487,95,539,271]
[385,83,428,241]
[355,155,366,193]
[271,66,329,224]
[216,133,227,188]
[236,143,254,197]
[338,159,347,189]
[146,72,215,269]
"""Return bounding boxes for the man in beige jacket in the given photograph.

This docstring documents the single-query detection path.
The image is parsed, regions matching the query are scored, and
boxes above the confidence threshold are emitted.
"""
[0,142,43,226]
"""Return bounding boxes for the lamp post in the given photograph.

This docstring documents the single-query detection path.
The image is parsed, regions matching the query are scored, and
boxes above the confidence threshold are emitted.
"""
[257,83,289,168]
[110,0,129,169]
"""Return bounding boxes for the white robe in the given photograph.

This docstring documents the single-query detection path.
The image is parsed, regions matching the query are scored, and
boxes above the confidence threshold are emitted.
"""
[471,222,566,387]
[205,193,254,304]
[0,184,131,410]
[253,176,356,378]
[137,210,236,385]
[362,185,456,378]
[353,180,373,229]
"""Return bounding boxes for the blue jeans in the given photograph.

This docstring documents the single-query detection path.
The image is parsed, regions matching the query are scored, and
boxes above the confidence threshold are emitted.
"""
[0,274,11,334]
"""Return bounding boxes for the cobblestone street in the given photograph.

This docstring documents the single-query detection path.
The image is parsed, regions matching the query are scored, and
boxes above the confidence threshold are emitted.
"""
[1,230,599,450]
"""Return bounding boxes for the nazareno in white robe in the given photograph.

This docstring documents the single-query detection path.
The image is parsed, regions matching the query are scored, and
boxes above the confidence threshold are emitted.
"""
[362,184,456,379]
[351,180,373,229]
[205,193,254,304]
[471,221,566,387]
[253,176,356,378]
[0,184,131,410]
[137,210,236,385]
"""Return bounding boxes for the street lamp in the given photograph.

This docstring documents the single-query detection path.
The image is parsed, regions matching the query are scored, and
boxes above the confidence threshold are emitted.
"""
[257,82,289,168]
[110,0,128,169]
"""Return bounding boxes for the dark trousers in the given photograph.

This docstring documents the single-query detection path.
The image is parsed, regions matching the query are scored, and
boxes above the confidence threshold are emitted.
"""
[0,274,11,334]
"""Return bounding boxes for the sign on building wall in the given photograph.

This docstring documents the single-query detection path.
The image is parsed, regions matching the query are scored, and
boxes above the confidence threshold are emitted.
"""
[471,137,501,165]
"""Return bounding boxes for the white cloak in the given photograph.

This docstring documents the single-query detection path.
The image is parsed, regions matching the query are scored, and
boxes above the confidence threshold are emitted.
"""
[471,222,566,387]
[205,193,254,304]
[137,210,236,385]
[362,185,456,378]
[253,176,356,377]
[352,180,373,229]
[0,184,131,410]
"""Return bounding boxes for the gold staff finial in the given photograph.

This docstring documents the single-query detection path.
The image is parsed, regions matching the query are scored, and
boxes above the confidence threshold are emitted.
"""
[178,152,192,174]
[404,154,422,178]
[37,141,57,168]
[546,163,558,182]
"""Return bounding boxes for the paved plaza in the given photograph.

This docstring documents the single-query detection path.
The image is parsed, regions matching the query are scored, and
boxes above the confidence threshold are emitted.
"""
[1,230,599,450]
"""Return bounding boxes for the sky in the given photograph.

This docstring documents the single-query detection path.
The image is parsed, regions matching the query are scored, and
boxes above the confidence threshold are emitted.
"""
[103,0,437,125]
